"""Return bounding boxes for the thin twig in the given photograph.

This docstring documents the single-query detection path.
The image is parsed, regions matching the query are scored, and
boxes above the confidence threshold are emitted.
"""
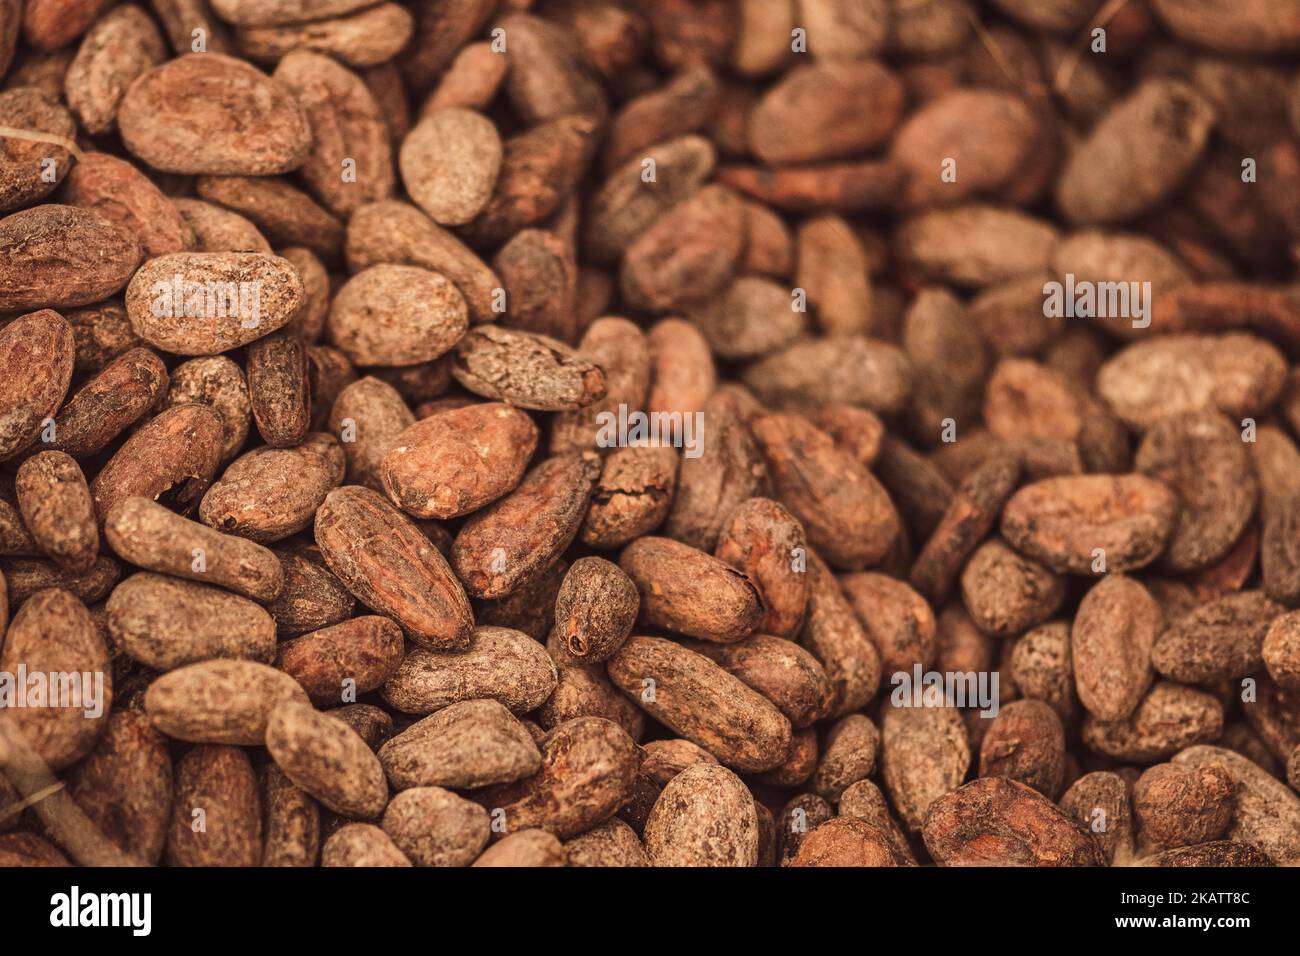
[0,125,85,161]
[1052,0,1132,95]
[0,780,65,826]
[965,7,1050,98]
[0,722,147,867]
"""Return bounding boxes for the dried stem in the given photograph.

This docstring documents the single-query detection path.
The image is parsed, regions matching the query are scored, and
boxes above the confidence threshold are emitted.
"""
[1052,0,1132,95]
[0,722,147,867]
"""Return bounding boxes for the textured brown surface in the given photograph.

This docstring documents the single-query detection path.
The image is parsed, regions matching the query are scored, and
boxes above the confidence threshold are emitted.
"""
[248,332,311,448]
[714,498,808,639]
[106,495,282,600]
[682,635,832,730]
[472,828,565,867]
[261,764,320,867]
[382,402,536,519]
[880,704,970,832]
[800,549,881,718]
[382,625,556,716]
[1133,762,1236,851]
[1136,411,1258,571]
[329,264,467,367]
[315,485,473,649]
[791,816,909,867]
[1152,591,1284,683]
[1058,771,1135,866]
[0,588,110,770]
[1000,474,1178,574]
[59,151,187,257]
[201,433,344,542]
[52,347,169,458]
[643,763,758,867]
[118,53,310,175]
[3,0,1300,877]
[1072,575,1161,722]
[607,635,791,773]
[266,700,387,819]
[1172,746,1300,864]
[164,745,261,867]
[452,325,606,412]
[551,557,638,663]
[474,716,638,840]
[619,536,762,643]
[381,786,488,866]
[378,699,540,791]
[0,310,75,459]
[65,710,171,865]
[144,659,309,745]
[321,823,409,867]
[275,616,404,705]
[107,572,276,671]
[91,403,224,523]
[0,88,74,210]
[452,455,597,599]
[1082,682,1224,763]
[922,776,1104,867]
[751,413,900,569]
[164,356,252,460]
[15,451,97,573]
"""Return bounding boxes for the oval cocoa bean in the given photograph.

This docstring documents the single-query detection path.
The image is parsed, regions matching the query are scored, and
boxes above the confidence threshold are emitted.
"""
[606,635,792,773]
[119,53,311,175]
[0,206,140,311]
[314,485,473,650]
[880,705,970,832]
[381,402,538,519]
[1072,574,1161,722]
[328,376,414,491]
[451,455,597,600]
[200,433,344,542]
[751,412,900,570]
[275,616,405,705]
[165,745,262,867]
[382,625,556,715]
[105,496,284,601]
[679,634,832,729]
[90,403,224,523]
[1000,474,1177,574]
[65,710,171,864]
[1081,681,1224,763]
[618,536,762,643]
[15,451,97,574]
[0,587,110,769]
[922,776,1104,867]
[644,763,759,867]
[266,700,388,819]
[125,252,304,355]
[328,264,468,367]
[451,326,607,412]
[474,716,639,840]
[378,699,541,791]
[106,571,277,671]
[144,659,309,745]
[165,356,252,461]
[0,309,75,460]
[51,346,169,459]
[714,497,809,639]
